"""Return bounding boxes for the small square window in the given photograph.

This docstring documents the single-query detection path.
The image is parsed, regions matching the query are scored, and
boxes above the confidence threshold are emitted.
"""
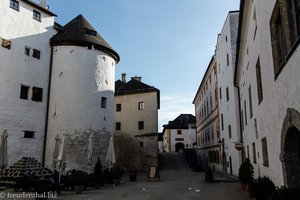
[24,131,35,138]
[116,104,121,112]
[20,85,29,100]
[116,122,121,131]
[138,121,144,130]
[33,10,41,22]
[25,47,30,56]
[101,97,107,108]
[2,39,11,49]
[32,49,40,59]
[140,142,144,147]
[138,102,144,110]
[177,130,182,135]
[10,0,19,11]
[32,87,43,102]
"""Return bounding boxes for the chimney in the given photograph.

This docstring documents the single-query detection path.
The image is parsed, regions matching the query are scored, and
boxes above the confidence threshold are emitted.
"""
[131,76,142,82]
[39,0,48,9]
[121,73,126,83]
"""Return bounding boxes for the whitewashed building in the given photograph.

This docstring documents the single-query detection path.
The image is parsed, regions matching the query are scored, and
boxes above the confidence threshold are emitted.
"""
[235,0,300,187]
[162,114,196,152]
[0,0,56,165]
[215,11,242,176]
[193,56,221,171]
[0,0,120,171]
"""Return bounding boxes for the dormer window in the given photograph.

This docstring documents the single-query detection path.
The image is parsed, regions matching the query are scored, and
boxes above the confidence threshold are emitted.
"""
[33,10,41,22]
[10,0,19,11]
[85,28,97,36]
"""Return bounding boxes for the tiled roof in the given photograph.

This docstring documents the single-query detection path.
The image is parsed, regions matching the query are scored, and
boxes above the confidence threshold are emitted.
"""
[115,79,159,95]
[50,15,120,62]
[163,114,196,129]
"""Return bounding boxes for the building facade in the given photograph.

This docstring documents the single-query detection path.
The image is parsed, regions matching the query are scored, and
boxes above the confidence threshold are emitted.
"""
[0,0,119,171]
[193,56,221,171]
[114,74,160,170]
[162,114,196,152]
[216,11,242,176]
[235,0,300,187]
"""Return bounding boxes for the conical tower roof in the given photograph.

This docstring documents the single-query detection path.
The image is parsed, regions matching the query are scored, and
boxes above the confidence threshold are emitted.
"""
[51,14,120,62]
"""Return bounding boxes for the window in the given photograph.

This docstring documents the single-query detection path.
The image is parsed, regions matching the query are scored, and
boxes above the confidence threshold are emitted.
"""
[219,87,222,99]
[244,100,247,126]
[84,28,97,36]
[226,87,229,101]
[25,47,30,56]
[20,85,29,100]
[33,10,41,22]
[248,85,253,118]
[262,137,269,166]
[252,142,257,164]
[116,104,121,112]
[138,102,144,110]
[270,0,300,77]
[228,124,232,139]
[226,53,229,66]
[177,130,182,135]
[140,142,144,147]
[10,0,19,11]
[31,87,43,102]
[138,121,144,130]
[255,58,263,104]
[32,49,40,59]
[116,122,121,131]
[24,131,34,138]
[254,118,258,139]
[221,114,224,131]
[241,110,244,131]
[101,97,107,108]
[2,39,11,49]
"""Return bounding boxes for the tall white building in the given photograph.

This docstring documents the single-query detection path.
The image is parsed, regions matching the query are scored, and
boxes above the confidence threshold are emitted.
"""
[0,0,120,171]
[235,0,300,187]
[215,11,242,176]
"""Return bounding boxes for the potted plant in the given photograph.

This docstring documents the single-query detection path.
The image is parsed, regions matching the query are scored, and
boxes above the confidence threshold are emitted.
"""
[94,157,104,189]
[238,158,254,190]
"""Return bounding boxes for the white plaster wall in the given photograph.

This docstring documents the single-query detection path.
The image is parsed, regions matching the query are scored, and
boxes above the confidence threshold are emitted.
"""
[236,0,300,186]
[169,128,196,152]
[45,45,116,170]
[0,0,56,165]
[216,12,242,176]
[115,91,159,136]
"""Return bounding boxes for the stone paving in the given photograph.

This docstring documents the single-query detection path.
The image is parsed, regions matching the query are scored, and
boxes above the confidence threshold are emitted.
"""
[0,153,249,200]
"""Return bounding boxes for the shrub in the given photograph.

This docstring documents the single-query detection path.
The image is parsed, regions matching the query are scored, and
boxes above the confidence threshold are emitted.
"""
[267,186,300,200]
[252,176,276,200]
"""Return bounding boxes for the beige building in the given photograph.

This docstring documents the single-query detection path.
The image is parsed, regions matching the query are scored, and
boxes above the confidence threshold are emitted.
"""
[114,74,160,170]
[235,0,300,187]
[193,56,221,171]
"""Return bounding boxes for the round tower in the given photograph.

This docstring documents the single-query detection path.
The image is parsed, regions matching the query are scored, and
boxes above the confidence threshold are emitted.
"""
[45,15,119,170]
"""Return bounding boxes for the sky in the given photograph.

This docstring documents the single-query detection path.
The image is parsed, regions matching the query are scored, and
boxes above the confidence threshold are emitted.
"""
[46,0,240,131]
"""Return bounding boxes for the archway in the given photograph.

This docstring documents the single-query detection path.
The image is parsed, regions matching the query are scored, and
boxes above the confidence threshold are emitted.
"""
[280,108,300,188]
[175,142,185,152]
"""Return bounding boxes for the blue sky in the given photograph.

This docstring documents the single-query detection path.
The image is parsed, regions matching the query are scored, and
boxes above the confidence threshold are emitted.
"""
[46,0,240,131]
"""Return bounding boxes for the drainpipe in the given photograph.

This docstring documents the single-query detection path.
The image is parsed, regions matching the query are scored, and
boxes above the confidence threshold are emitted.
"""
[235,84,245,162]
[42,47,54,166]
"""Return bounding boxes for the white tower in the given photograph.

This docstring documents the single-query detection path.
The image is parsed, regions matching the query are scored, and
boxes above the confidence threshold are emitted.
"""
[45,15,120,170]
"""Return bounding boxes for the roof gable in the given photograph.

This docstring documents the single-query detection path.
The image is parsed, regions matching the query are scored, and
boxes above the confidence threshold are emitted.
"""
[163,114,196,129]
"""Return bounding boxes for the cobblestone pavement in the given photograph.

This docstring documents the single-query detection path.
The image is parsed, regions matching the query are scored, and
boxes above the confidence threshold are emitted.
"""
[0,153,249,200]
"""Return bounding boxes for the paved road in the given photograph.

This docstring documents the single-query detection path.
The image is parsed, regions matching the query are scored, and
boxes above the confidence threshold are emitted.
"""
[1,153,248,200]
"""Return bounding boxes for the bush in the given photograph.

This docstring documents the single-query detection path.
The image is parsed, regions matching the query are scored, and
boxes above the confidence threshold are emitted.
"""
[267,186,300,200]
[94,157,104,184]
[252,176,276,200]
[238,158,254,184]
